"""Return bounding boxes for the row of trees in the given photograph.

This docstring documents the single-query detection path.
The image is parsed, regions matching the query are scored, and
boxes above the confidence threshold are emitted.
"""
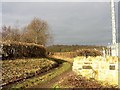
[2,17,52,46]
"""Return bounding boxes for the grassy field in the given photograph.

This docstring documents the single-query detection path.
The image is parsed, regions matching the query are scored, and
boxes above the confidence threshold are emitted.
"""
[11,62,71,89]
[1,58,58,86]
[2,56,119,88]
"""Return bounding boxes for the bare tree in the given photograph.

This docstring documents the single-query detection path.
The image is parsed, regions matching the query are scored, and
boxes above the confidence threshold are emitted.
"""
[21,17,50,46]
[2,25,20,42]
[2,17,52,46]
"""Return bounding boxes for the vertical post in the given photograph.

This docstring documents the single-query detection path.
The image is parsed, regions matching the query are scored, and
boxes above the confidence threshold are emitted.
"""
[103,47,106,57]
[111,0,116,45]
[111,0,117,56]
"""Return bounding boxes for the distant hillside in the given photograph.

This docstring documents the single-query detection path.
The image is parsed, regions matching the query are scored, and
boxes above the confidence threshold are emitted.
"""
[47,45,106,52]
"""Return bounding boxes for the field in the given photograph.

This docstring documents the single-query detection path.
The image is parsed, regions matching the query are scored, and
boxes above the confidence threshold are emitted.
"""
[1,58,58,86]
[1,52,119,88]
[11,62,71,88]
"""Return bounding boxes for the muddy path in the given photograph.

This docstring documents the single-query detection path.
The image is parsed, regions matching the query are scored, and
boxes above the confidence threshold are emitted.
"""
[31,63,72,88]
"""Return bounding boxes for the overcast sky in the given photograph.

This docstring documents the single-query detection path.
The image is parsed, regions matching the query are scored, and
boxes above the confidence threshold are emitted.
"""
[2,2,118,46]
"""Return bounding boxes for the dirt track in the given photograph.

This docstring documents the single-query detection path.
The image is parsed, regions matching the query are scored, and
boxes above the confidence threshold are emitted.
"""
[32,57,115,88]
[32,63,72,88]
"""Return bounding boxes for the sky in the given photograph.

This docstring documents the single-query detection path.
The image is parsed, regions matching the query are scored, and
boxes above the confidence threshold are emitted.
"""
[0,2,2,27]
[1,2,119,46]
[118,1,120,43]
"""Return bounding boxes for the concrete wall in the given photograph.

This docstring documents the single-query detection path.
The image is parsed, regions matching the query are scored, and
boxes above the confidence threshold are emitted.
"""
[72,56,118,86]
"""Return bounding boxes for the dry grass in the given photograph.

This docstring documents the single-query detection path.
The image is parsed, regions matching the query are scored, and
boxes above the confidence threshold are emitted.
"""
[1,58,57,86]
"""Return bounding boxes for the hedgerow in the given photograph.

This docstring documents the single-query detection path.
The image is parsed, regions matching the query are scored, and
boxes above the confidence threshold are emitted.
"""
[0,41,47,60]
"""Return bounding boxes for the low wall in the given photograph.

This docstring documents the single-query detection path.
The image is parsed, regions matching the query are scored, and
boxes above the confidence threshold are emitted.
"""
[72,56,118,86]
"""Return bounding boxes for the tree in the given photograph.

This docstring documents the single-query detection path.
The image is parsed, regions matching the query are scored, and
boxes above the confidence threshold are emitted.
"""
[21,17,50,46]
[2,25,20,42]
[2,17,52,46]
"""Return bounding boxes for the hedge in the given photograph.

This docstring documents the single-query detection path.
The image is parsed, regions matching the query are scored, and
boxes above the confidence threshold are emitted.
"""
[0,41,47,60]
[52,49,102,58]
[76,49,102,57]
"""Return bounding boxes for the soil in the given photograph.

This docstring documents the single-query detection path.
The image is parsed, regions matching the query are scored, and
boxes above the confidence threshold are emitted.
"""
[32,66,115,88]
[31,64,72,88]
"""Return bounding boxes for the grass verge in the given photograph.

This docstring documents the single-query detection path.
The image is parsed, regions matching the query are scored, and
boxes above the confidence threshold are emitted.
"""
[11,62,71,89]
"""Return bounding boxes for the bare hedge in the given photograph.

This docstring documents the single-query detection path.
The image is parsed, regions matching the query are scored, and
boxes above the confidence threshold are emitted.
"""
[76,49,102,57]
[52,49,102,58]
[0,41,47,60]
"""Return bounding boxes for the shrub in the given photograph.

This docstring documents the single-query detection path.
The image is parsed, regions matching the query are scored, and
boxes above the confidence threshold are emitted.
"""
[0,41,47,60]
[76,49,102,57]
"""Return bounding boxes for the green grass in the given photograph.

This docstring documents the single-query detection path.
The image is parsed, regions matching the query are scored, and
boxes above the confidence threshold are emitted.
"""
[52,83,62,89]
[11,62,71,89]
